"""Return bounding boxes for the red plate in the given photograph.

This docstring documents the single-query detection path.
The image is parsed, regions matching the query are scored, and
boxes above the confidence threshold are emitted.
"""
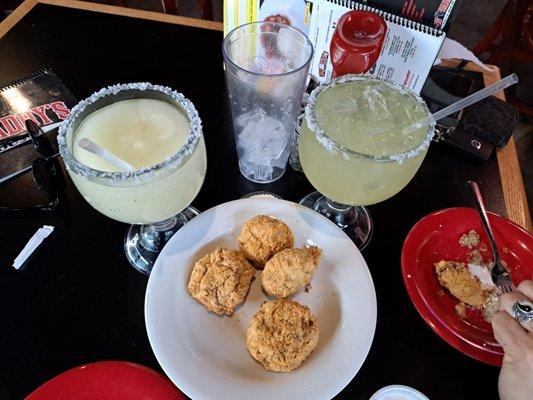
[401,207,533,366]
[26,361,184,400]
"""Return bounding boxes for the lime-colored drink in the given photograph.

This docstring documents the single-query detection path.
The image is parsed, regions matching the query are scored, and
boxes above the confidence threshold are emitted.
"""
[69,98,206,224]
[59,84,207,273]
[299,77,433,206]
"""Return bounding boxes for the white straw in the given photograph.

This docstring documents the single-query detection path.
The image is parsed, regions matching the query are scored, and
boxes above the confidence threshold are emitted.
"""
[13,225,54,270]
[78,138,135,172]
[433,74,518,120]
[402,74,519,135]
[42,121,63,132]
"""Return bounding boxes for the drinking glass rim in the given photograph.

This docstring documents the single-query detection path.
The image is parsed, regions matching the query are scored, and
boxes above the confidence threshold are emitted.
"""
[304,75,436,163]
[57,82,202,182]
[222,21,314,78]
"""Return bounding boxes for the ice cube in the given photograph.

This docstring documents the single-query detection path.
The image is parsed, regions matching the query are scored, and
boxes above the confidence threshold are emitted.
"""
[259,117,288,159]
[249,56,268,73]
[254,164,272,181]
[235,109,266,130]
[281,98,293,114]
[363,86,390,116]
[238,115,288,162]
[271,144,291,169]
[334,96,358,114]
[237,112,289,182]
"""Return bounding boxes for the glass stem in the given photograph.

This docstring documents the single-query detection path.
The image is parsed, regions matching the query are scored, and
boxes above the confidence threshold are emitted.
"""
[152,216,178,231]
[300,192,372,249]
[313,197,359,229]
[325,198,352,212]
[139,215,187,252]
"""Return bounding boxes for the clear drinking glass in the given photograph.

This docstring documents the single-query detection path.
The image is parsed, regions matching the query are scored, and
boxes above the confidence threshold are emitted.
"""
[223,21,313,183]
[58,83,207,274]
[298,75,435,249]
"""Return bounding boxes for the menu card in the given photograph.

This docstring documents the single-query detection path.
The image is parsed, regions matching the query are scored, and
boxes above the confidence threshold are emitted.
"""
[0,69,77,154]
[308,0,463,92]
[224,0,314,36]
[223,0,461,92]
[363,0,460,30]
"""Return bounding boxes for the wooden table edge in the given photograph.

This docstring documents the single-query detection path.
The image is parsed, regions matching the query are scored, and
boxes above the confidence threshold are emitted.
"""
[0,4,530,231]
[0,0,223,39]
[437,59,531,231]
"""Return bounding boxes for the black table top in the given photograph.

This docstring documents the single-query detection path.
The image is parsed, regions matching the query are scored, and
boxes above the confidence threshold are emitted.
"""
[0,4,506,400]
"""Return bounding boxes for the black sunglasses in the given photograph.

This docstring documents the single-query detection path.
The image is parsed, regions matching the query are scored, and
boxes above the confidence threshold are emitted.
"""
[0,120,65,214]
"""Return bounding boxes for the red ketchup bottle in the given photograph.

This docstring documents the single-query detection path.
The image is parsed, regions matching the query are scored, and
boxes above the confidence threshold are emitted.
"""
[330,10,387,76]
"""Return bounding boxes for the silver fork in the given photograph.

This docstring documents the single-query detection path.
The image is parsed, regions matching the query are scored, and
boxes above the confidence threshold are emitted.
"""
[467,181,514,293]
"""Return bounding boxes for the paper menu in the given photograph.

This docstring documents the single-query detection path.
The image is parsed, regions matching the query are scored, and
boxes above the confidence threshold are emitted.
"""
[224,0,313,36]
[364,0,460,30]
[308,0,446,93]
[0,68,77,154]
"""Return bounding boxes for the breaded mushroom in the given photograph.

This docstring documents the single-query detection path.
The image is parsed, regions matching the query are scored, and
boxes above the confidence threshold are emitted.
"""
[188,248,255,315]
[435,260,489,308]
[238,215,294,267]
[262,246,322,298]
[246,299,319,372]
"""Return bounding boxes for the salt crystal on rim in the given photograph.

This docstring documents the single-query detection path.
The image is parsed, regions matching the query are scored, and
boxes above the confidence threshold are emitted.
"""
[304,74,436,164]
[58,82,202,184]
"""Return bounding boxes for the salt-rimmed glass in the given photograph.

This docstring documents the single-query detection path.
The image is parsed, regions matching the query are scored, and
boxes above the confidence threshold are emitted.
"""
[58,83,207,274]
[298,75,435,249]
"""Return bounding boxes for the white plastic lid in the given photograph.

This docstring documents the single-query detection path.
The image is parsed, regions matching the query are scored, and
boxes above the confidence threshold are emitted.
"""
[370,385,429,400]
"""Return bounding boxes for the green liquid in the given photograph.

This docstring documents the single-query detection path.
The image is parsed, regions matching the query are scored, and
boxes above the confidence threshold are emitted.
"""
[315,79,428,157]
[299,79,431,206]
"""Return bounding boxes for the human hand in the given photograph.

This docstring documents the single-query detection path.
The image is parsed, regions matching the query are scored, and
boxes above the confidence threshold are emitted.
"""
[492,280,533,400]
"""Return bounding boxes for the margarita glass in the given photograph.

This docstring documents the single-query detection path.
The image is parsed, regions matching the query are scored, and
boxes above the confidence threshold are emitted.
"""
[58,83,207,273]
[298,75,435,249]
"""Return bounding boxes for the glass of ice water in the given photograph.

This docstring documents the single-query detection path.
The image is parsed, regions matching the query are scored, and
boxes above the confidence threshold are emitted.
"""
[223,21,313,183]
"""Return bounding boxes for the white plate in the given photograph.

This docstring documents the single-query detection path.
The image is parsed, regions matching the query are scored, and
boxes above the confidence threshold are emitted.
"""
[145,198,377,400]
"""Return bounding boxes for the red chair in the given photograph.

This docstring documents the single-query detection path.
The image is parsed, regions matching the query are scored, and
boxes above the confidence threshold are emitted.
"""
[114,0,213,20]
[473,0,533,115]
[160,0,213,20]
[3,1,213,21]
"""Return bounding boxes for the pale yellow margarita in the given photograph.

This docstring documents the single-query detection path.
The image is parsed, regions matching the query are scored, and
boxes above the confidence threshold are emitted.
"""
[68,98,206,224]
[299,77,433,206]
